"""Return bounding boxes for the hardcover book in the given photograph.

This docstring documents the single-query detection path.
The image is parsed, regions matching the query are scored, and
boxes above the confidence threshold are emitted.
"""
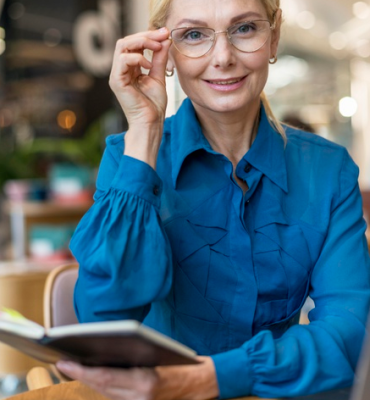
[0,309,198,368]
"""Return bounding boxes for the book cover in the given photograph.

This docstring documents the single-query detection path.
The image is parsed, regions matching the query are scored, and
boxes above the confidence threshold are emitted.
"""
[0,309,199,368]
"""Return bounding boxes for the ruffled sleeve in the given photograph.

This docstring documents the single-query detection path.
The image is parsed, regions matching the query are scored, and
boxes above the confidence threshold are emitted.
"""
[70,135,173,322]
[212,150,370,399]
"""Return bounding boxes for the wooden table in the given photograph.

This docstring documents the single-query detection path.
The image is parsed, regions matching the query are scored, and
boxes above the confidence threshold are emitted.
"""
[6,381,109,400]
[0,260,61,374]
[6,380,274,400]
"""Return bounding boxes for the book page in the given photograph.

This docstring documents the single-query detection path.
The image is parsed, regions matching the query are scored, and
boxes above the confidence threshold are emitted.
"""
[0,308,45,339]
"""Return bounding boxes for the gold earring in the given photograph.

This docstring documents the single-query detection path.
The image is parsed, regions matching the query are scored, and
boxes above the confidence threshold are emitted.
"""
[269,55,278,64]
[165,69,174,77]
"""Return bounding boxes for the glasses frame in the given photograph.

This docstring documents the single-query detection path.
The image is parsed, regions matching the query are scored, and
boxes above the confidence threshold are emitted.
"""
[169,19,276,59]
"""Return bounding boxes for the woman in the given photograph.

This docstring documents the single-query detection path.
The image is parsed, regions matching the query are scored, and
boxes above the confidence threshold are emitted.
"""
[57,0,370,399]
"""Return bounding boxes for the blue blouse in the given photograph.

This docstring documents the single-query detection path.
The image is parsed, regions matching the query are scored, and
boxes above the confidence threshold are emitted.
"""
[71,98,370,399]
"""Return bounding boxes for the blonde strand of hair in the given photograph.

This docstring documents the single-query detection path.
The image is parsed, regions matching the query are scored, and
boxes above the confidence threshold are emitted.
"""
[260,92,287,143]
[149,0,172,28]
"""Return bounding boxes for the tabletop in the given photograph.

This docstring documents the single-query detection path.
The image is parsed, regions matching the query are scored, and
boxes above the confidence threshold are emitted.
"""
[5,380,275,400]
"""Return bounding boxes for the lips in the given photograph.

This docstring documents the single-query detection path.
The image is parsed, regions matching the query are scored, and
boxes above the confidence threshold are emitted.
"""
[206,77,244,85]
[203,75,247,92]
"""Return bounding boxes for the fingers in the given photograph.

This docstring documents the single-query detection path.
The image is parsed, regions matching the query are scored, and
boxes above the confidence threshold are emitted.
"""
[111,28,169,73]
[115,28,169,54]
[56,362,159,400]
[56,361,91,382]
[114,53,153,85]
[110,28,171,86]
[149,38,172,83]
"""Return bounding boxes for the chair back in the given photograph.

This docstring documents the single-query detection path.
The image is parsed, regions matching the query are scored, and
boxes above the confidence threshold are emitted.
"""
[43,263,79,330]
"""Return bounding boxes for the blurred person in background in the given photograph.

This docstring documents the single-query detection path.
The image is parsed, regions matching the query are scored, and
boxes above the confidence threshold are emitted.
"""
[282,113,316,133]
[57,0,370,399]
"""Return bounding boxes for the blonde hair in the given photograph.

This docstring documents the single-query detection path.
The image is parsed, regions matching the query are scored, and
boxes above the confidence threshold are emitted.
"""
[149,0,286,141]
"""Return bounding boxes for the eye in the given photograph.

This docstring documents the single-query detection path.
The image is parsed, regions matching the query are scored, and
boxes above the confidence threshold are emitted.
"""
[183,29,208,41]
[171,27,212,45]
[231,22,257,36]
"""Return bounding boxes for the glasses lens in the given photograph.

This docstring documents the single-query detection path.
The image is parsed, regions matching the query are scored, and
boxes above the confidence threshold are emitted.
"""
[171,27,215,58]
[228,20,271,53]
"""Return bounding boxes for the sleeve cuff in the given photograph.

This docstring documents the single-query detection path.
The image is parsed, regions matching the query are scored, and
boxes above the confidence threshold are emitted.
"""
[211,348,253,399]
[111,155,163,209]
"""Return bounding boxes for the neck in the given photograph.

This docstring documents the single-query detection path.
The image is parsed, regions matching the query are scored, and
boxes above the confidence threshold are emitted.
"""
[194,101,261,167]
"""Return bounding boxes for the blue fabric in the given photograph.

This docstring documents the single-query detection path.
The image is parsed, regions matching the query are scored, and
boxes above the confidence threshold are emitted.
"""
[71,98,370,399]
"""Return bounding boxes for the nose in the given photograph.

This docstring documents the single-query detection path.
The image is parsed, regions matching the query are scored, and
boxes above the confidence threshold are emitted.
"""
[211,31,236,67]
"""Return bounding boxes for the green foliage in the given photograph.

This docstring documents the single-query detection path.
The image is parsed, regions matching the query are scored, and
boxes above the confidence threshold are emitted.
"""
[0,117,106,189]
[24,119,104,168]
[0,147,39,186]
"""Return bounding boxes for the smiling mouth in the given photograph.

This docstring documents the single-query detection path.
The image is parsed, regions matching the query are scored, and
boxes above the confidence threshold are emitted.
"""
[206,77,245,85]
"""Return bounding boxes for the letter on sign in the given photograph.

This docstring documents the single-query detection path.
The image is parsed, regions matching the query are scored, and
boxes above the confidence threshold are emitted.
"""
[73,0,120,77]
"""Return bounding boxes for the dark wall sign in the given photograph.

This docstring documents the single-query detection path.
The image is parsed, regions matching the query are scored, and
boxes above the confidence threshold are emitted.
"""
[0,0,128,140]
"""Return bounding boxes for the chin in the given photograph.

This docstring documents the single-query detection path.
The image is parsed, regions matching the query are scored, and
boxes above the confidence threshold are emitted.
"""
[203,98,257,114]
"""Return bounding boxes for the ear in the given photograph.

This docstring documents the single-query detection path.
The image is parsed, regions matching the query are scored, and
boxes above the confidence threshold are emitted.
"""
[270,8,282,58]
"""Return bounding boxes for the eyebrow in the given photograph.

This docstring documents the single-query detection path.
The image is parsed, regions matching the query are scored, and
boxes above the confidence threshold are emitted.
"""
[175,11,264,27]
[230,11,264,24]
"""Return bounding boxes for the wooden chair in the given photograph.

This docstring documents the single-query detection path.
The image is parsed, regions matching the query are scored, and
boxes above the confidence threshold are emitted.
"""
[43,262,79,330]
[16,262,79,392]
[41,262,79,384]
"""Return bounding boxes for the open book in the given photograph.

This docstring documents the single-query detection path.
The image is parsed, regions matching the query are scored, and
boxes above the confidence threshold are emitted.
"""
[0,309,198,368]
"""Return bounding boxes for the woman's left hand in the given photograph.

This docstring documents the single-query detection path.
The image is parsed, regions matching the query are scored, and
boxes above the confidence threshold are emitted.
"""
[56,356,219,400]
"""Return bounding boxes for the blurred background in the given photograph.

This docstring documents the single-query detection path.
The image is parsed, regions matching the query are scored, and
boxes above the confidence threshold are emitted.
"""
[0,0,369,397]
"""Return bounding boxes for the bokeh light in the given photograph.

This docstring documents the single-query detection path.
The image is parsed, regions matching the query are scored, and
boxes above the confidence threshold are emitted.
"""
[339,97,358,118]
[57,110,77,131]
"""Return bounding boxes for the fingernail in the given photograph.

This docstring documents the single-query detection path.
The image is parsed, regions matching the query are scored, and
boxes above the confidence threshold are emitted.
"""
[56,361,75,372]
[159,27,168,33]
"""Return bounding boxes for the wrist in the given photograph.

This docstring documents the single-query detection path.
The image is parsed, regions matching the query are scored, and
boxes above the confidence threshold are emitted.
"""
[124,123,163,170]
[154,357,219,400]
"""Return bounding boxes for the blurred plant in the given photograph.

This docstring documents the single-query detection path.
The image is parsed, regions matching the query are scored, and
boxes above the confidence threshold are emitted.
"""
[24,117,104,168]
[0,113,109,189]
[0,147,39,186]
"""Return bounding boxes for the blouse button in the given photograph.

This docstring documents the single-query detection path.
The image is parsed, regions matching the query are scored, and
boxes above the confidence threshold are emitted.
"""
[153,185,160,196]
[244,164,252,173]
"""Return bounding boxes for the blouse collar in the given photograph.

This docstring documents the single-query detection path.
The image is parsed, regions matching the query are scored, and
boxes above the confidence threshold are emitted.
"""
[169,98,288,193]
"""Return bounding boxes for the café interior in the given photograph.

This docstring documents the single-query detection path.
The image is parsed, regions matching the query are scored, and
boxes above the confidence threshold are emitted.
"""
[0,0,369,397]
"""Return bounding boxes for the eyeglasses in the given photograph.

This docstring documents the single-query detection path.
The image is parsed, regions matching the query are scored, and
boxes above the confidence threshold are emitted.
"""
[169,20,275,59]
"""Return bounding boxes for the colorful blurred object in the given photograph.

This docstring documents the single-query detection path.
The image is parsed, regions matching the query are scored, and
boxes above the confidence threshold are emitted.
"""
[29,224,76,261]
[3,180,48,202]
[49,164,94,204]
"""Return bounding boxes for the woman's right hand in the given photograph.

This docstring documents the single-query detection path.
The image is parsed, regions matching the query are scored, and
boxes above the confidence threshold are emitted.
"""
[109,28,171,128]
